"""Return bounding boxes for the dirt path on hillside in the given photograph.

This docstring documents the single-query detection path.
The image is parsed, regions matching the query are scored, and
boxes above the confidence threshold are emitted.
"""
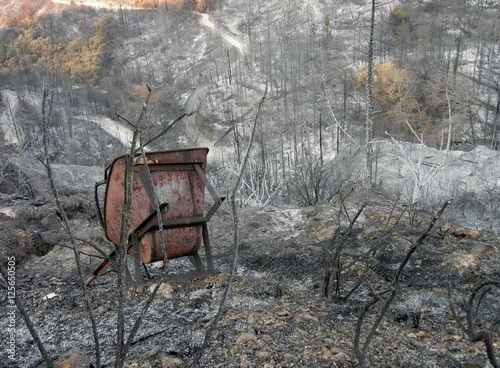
[51,0,144,10]
[198,13,247,55]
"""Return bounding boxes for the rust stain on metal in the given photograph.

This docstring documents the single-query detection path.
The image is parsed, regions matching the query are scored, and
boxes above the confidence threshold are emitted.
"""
[105,148,207,261]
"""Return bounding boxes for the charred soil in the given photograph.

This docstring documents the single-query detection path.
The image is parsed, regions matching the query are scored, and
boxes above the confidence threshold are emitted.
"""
[0,170,499,368]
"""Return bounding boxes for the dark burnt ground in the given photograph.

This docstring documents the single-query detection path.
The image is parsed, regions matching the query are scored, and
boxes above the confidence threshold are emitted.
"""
[0,192,499,368]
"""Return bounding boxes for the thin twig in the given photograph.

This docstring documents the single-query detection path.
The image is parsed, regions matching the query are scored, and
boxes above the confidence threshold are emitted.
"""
[354,288,391,367]
[354,201,450,367]
[342,210,405,303]
[447,267,467,333]
[138,137,168,267]
[384,194,401,230]
[122,281,162,355]
[332,202,367,301]
[141,111,196,148]
[115,88,152,368]
[130,327,170,346]
[393,201,451,284]
[55,243,107,260]
[41,79,102,368]
[192,84,268,367]
[466,281,500,368]
[118,125,173,359]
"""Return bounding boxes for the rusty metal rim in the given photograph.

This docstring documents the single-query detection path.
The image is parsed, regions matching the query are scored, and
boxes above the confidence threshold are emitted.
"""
[101,147,210,181]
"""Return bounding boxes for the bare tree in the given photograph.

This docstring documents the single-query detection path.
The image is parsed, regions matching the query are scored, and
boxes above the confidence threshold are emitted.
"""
[40,25,103,365]
[365,0,376,189]
[354,200,450,367]
[193,84,268,367]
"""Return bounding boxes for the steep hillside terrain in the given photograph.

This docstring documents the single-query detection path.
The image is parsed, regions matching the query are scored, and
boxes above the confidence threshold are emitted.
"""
[0,159,498,367]
[0,0,499,367]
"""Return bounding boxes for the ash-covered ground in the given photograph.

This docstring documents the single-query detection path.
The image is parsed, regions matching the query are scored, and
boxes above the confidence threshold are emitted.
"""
[0,158,499,368]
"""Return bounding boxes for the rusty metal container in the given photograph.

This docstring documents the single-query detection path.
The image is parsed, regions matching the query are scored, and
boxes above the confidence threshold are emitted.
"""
[86,147,224,286]
[105,148,208,263]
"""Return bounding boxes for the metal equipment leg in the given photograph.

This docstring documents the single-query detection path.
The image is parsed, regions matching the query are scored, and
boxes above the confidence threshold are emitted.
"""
[202,223,215,275]
[131,232,144,292]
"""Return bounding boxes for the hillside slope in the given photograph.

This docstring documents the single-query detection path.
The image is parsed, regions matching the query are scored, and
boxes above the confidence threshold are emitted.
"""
[0,1,498,366]
[0,156,498,367]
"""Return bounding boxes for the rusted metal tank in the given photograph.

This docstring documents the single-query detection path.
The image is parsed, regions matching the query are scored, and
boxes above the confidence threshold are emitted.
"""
[86,148,224,286]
